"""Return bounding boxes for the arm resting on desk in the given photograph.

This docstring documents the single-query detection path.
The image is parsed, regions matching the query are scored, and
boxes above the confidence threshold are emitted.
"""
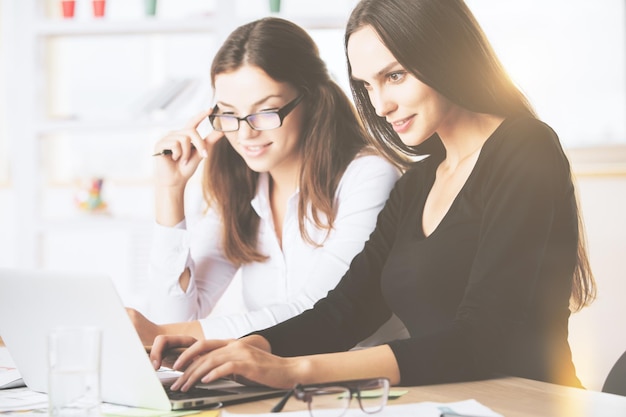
[147,334,401,390]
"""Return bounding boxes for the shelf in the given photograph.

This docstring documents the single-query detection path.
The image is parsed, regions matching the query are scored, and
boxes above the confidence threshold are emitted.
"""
[38,215,153,233]
[567,144,626,177]
[35,16,218,36]
[280,14,348,30]
[35,117,189,135]
[34,13,347,38]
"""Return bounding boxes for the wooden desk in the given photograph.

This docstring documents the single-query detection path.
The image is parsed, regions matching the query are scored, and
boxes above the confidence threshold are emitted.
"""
[224,377,626,417]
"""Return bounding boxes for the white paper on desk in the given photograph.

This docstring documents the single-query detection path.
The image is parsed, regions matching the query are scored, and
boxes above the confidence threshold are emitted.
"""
[221,400,503,417]
[0,346,25,389]
[0,387,48,412]
[222,399,502,417]
[101,403,200,416]
[0,369,24,389]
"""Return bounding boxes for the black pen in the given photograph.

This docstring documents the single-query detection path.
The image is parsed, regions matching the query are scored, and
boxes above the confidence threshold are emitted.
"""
[152,149,173,157]
[153,144,198,157]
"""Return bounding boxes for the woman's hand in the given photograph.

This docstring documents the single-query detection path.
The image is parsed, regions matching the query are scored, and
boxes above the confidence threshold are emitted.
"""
[126,308,162,346]
[126,308,205,347]
[153,109,223,226]
[149,335,305,390]
[153,108,223,189]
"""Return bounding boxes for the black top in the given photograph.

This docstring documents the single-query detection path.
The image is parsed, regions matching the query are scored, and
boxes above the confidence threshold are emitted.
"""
[256,117,582,388]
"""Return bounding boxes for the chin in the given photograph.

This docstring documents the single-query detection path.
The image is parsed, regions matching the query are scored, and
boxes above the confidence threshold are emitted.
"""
[400,130,434,147]
[244,162,271,174]
[397,135,424,147]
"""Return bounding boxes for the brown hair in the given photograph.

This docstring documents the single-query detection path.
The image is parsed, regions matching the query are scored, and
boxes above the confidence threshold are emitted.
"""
[345,0,595,310]
[204,17,376,265]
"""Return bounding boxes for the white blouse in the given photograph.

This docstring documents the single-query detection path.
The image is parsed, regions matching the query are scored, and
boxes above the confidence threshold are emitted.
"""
[143,154,406,341]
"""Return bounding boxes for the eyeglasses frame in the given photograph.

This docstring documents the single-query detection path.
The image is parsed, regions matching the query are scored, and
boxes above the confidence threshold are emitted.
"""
[209,93,305,132]
[270,377,390,416]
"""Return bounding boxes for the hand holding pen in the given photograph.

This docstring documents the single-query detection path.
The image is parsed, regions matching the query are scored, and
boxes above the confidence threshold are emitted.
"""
[151,107,224,226]
[151,108,224,186]
[152,107,222,159]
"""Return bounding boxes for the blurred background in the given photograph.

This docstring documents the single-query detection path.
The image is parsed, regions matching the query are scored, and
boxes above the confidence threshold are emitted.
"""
[0,0,624,392]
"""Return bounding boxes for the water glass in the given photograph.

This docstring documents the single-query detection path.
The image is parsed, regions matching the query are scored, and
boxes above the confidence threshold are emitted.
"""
[48,326,102,417]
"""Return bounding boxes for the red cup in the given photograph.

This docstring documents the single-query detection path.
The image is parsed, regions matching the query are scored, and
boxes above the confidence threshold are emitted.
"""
[61,0,75,18]
[92,0,106,17]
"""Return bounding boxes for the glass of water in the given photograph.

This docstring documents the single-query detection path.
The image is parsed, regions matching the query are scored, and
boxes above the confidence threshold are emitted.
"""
[48,326,102,417]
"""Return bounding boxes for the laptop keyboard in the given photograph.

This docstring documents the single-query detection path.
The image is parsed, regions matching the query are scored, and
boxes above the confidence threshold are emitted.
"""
[163,383,238,400]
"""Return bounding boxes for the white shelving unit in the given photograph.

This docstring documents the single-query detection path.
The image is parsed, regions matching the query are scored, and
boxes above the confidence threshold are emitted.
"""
[35,17,226,36]
[5,1,237,281]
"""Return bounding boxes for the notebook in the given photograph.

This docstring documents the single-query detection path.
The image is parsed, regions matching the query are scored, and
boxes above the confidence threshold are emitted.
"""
[0,267,284,411]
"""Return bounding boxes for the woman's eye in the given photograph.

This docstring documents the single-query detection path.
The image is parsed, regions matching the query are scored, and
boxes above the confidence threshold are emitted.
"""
[388,71,406,83]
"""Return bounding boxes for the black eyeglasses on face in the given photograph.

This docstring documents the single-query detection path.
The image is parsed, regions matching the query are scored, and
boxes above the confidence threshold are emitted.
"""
[270,377,390,417]
[209,94,305,132]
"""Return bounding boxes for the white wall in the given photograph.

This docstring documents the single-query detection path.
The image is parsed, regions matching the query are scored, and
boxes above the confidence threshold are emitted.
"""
[568,170,626,391]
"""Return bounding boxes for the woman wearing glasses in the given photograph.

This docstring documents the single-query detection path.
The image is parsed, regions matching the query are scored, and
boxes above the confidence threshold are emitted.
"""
[149,0,596,392]
[126,17,406,346]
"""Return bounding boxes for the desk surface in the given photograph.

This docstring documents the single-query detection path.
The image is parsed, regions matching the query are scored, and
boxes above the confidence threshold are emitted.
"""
[2,335,625,416]
[224,377,626,417]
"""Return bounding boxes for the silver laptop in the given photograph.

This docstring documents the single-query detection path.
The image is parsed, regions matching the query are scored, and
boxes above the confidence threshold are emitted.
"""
[0,268,283,411]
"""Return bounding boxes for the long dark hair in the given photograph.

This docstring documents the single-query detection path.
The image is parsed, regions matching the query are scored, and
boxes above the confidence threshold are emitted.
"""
[204,17,374,265]
[345,0,535,167]
[345,0,595,310]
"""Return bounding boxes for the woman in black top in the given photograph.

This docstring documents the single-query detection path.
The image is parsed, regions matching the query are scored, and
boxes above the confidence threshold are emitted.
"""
[150,0,596,390]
